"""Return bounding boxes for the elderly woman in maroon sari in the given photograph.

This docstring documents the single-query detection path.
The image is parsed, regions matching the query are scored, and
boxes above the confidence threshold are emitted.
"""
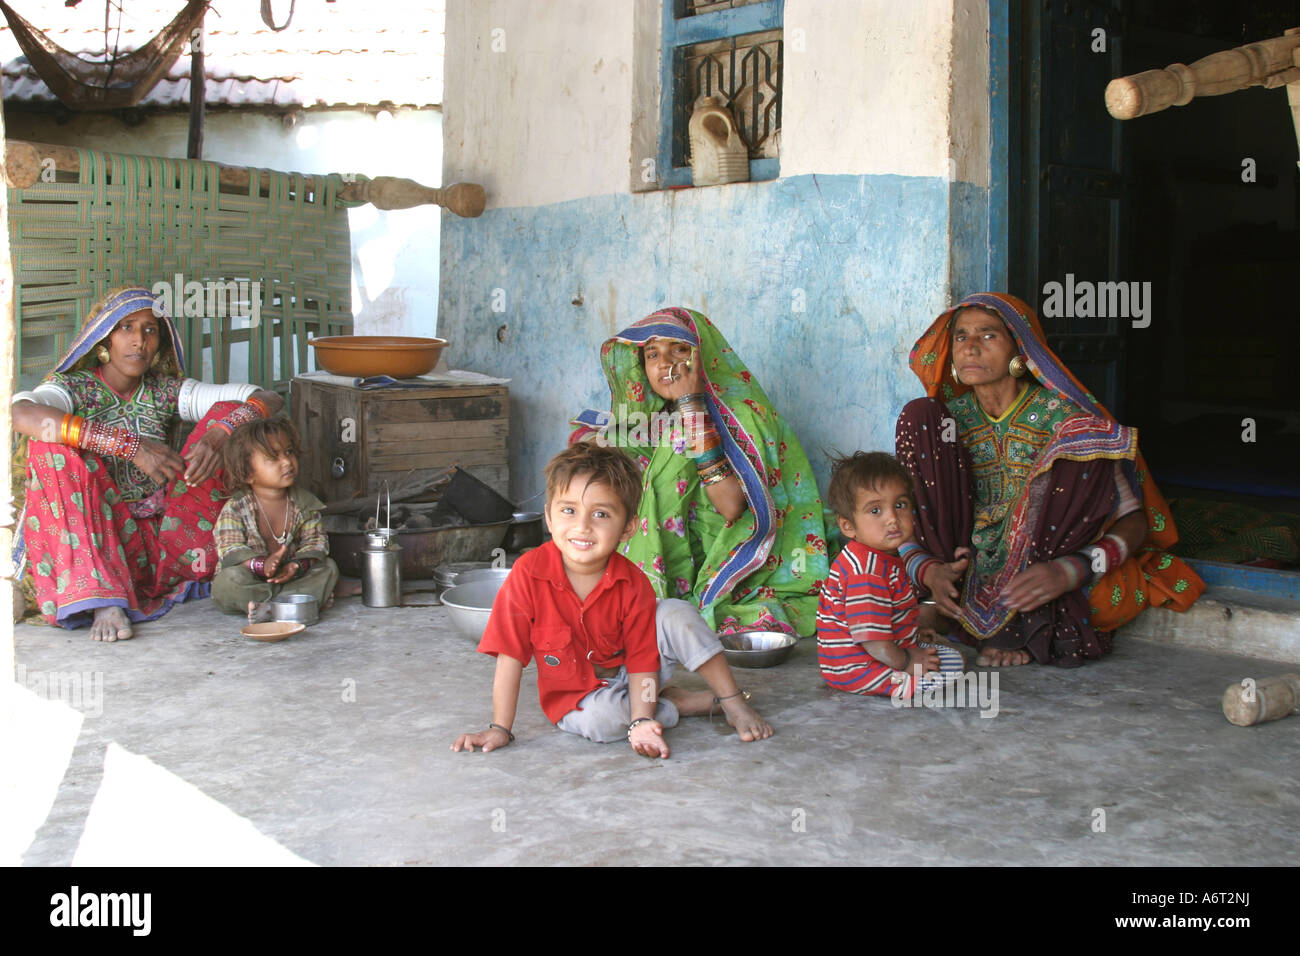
[894,293,1203,667]
[12,287,284,641]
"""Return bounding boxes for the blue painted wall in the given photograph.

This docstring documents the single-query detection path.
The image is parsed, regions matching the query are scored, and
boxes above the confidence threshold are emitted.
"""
[440,172,989,505]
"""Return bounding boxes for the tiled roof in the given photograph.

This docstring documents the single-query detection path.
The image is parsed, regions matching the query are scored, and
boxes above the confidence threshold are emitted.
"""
[0,0,443,109]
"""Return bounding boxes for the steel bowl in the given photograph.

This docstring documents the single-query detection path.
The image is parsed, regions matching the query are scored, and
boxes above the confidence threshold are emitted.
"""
[308,335,448,378]
[440,579,506,642]
[449,567,512,592]
[720,630,797,668]
[433,560,493,591]
[271,593,319,626]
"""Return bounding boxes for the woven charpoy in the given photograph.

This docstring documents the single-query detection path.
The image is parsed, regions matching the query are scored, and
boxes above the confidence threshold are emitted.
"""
[8,147,354,391]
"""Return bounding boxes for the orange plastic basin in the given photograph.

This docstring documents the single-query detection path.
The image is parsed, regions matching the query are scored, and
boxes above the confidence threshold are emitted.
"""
[308,336,448,378]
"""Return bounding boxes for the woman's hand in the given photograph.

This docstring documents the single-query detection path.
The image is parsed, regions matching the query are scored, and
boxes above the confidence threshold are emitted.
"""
[250,389,285,417]
[922,551,970,618]
[183,429,228,485]
[133,439,186,487]
[662,348,704,403]
[1003,561,1071,612]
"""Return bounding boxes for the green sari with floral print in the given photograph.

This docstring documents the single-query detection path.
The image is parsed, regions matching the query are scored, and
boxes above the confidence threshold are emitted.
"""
[571,308,828,636]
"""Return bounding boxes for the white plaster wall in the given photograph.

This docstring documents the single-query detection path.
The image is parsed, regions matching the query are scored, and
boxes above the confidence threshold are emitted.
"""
[949,0,991,188]
[442,0,636,209]
[782,0,955,180]
[6,108,443,337]
[447,0,989,205]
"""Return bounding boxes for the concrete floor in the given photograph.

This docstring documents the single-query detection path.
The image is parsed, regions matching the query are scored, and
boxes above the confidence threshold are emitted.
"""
[9,588,1300,867]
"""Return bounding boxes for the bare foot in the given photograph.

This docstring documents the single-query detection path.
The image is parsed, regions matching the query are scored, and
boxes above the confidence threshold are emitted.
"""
[717,692,773,742]
[334,578,363,599]
[975,647,1032,667]
[247,601,274,624]
[660,686,774,742]
[90,606,133,642]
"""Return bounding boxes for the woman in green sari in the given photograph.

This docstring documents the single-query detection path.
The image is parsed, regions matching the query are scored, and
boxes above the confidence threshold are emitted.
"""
[571,307,829,637]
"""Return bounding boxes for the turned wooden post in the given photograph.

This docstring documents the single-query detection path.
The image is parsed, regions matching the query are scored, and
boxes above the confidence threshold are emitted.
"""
[1105,29,1300,120]
[2,139,486,217]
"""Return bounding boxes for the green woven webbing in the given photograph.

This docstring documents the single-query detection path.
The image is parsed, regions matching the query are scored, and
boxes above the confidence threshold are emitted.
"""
[8,147,354,391]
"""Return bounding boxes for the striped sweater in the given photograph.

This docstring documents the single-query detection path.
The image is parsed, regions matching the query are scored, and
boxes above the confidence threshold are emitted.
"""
[816,540,919,696]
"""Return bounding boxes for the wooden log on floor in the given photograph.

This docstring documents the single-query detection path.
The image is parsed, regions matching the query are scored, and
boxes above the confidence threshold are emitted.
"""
[1,139,486,217]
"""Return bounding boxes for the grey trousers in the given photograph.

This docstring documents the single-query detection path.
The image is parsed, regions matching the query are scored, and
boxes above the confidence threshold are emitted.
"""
[556,598,724,743]
[212,558,340,615]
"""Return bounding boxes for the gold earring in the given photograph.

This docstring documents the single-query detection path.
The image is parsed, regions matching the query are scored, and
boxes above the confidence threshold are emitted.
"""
[150,352,161,369]
[1009,355,1027,378]
[950,361,962,385]
[96,345,111,365]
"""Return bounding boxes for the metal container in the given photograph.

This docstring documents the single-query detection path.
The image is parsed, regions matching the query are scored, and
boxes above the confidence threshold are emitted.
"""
[440,579,506,642]
[271,593,319,626]
[327,520,511,579]
[720,631,797,668]
[449,567,511,594]
[503,511,545,551]
[433,560,492,591]
[360,535,403,607]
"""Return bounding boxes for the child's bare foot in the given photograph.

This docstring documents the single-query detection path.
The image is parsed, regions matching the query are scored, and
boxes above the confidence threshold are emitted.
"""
[90,606,133,642]
[975,647,1032,666]
[660,686,773,742]
[717,692,773,741]
[247,601,274,624]
[334,578,363,599]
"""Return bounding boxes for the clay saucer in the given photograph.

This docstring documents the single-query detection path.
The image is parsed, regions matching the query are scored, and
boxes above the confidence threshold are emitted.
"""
[241,621,305,642]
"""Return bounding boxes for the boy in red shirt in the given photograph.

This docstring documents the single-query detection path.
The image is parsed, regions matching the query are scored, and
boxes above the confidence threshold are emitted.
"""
[451,443,771,757]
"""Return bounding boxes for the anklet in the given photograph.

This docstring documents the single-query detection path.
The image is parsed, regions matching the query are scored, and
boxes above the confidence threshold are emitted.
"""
[709,689,751,724]
[713,689,750,704]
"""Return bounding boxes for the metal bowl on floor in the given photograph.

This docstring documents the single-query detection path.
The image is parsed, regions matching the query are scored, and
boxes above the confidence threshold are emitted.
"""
[449,567,512,592]
[720,630,797,668]
[271,593,319,626]
[440,579,506,642]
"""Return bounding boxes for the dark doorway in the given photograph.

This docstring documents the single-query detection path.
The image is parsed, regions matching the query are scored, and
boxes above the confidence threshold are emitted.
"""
[1010,0,1300,583]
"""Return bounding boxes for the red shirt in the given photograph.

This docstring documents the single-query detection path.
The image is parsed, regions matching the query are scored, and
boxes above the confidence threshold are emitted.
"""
[478,541,660,723]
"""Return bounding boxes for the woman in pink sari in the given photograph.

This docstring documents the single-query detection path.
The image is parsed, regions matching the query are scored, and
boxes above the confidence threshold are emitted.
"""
[12,287,283,641]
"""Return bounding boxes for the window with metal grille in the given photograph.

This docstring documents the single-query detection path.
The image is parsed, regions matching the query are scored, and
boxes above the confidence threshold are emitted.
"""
[657,0,783,187]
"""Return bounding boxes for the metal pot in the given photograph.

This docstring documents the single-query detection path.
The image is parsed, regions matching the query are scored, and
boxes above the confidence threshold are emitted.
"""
[503,511,545,551]
[271,593,319,626]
